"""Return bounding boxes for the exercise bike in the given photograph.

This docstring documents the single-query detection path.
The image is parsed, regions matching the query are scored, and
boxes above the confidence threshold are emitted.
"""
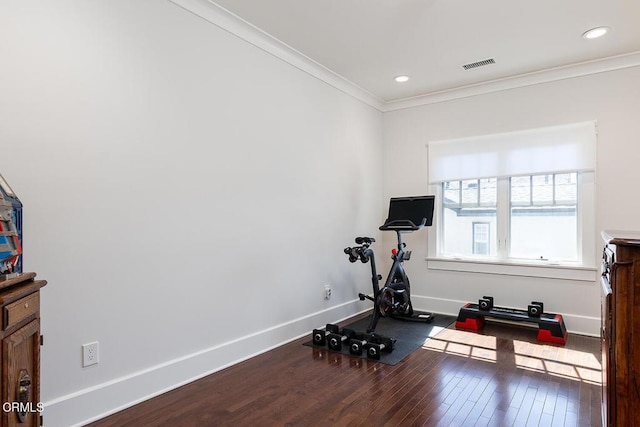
[344,196,435,333]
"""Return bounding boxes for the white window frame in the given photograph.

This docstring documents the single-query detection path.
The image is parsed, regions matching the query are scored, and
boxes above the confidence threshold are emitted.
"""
[426,123,597,282]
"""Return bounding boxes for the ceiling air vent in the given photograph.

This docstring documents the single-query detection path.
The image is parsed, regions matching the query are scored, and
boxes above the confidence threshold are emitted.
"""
[462,58,496,70]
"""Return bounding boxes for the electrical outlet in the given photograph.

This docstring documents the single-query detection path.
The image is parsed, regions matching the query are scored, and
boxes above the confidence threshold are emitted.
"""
[82,341,99,367]
[324,285,332,300]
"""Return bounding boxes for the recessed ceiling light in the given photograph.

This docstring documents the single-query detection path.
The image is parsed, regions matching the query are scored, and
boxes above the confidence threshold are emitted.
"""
[582,26,610,40]
[394,75,410,83]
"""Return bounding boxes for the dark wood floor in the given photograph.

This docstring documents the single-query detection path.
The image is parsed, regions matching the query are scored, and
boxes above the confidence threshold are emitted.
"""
[88,316,602,427]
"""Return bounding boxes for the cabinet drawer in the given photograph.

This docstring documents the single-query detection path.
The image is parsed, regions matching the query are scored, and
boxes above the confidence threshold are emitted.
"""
[4,292,39,330]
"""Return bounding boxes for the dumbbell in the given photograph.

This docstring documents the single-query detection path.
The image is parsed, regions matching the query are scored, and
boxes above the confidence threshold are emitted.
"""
[312,324,340,346]
[364,334,396,360]
[527,301,544,318]
[348,333,370,356]
[344,246,359,263]
[479,296,494,311]
[327,328,357,351]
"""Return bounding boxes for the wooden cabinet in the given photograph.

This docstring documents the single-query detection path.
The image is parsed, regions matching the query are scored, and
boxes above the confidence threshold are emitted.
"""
[0,273,46,427]
[601,231,640,427]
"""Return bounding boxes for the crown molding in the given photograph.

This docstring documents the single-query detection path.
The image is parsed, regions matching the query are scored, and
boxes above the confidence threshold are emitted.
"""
[168,0,386,111]
[168,0,640,114]
[383,51,640,112]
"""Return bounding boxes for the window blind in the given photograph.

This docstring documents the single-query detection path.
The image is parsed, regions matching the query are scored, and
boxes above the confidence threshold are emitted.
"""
[428,121,597,183]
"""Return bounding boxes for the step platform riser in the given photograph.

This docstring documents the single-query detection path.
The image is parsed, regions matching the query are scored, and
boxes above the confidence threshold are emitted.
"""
[455,302,568,345]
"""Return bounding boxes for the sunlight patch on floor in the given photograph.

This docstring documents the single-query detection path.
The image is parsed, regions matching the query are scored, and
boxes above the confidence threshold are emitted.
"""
[421,327,601,384]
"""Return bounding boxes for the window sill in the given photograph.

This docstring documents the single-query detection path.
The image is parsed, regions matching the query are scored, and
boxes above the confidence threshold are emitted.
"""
[426,257,597,282]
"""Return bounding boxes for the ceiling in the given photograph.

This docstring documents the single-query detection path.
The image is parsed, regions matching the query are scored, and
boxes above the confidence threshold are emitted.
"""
[207,0,640,103]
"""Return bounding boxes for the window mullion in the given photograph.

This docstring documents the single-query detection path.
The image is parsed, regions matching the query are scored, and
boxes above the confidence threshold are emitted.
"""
[496,177,509,260]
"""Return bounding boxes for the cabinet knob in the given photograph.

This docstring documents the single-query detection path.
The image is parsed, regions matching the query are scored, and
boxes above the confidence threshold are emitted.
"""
[24,303,28,309]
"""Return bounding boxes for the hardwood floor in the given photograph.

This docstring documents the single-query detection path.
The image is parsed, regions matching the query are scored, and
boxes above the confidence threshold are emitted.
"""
[88,317,602,427]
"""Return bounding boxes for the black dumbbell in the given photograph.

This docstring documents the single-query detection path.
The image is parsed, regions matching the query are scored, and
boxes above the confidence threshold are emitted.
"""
[312,324,340,346]
[479,296,494,311]
[349,333,370,356]
[327,328,357,351]
[344,247,359,263]
[364,334,396,360]
[528,301,544,318]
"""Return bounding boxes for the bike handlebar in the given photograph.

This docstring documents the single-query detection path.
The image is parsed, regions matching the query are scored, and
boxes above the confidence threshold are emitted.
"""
[355,236,375,244]
[378,218,426,231]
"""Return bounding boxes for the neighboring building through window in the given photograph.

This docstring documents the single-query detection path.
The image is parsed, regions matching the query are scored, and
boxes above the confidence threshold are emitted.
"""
[472,222,490,255]
[442,173,578,262]
[442,179,496,258]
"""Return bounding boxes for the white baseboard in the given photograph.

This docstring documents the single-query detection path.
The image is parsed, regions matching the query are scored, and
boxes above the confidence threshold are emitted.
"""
[43,300,365,427]
[410,295,600,337]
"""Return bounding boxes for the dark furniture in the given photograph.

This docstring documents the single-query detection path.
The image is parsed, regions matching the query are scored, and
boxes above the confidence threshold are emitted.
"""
[0,272,46,426]
[601,231,640,427]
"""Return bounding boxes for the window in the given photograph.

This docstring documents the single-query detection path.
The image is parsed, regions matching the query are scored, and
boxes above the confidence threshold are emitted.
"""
[442,179,496,257]
[427,122,597,278]
[509,173,577,261]
[472,222,490,255]
[442,172,579,263]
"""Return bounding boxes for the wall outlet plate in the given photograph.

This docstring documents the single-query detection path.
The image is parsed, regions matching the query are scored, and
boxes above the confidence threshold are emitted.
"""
[324,285,332,300]
[82,341,99,367]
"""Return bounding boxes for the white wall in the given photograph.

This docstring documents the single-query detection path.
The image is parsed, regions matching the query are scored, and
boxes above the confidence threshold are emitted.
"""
[382,65,640,336]
[0,1,383,425]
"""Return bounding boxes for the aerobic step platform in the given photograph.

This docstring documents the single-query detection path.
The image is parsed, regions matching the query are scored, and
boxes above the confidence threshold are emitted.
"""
[455,297,568,345]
